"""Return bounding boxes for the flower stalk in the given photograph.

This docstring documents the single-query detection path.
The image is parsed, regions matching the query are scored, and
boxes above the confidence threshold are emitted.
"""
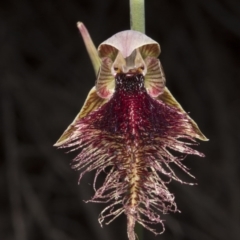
[130,0,145,33]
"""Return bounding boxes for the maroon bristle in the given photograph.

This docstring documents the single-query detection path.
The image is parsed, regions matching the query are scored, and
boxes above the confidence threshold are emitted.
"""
[62,72,203,235]
[83,73,191,145]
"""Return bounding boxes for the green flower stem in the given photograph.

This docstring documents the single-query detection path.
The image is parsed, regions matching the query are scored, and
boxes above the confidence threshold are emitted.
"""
[130,0,145,33]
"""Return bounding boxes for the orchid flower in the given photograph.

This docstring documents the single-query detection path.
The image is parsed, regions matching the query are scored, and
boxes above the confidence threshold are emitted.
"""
[54,22,207,240]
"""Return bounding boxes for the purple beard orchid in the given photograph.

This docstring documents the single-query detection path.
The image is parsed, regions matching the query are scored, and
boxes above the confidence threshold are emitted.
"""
[54,25,208,240]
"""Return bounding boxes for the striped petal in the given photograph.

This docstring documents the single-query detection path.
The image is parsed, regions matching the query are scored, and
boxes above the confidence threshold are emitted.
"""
[98,44,118,61]
[139,43,160,59]
[54,86,107,146]
[157,87,208,141]
[144,57,165,97]
[96,57,115,99]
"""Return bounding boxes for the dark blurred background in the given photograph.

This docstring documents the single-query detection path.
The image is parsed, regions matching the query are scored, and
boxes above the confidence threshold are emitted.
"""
[1,0,240,240]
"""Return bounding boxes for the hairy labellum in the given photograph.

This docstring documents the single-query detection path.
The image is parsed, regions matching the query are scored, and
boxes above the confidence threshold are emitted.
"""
[56,73,204,236]
[55,28,207,240]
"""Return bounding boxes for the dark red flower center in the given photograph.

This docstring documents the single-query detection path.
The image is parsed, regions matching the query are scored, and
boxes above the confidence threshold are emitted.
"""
[91,73,185,143]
